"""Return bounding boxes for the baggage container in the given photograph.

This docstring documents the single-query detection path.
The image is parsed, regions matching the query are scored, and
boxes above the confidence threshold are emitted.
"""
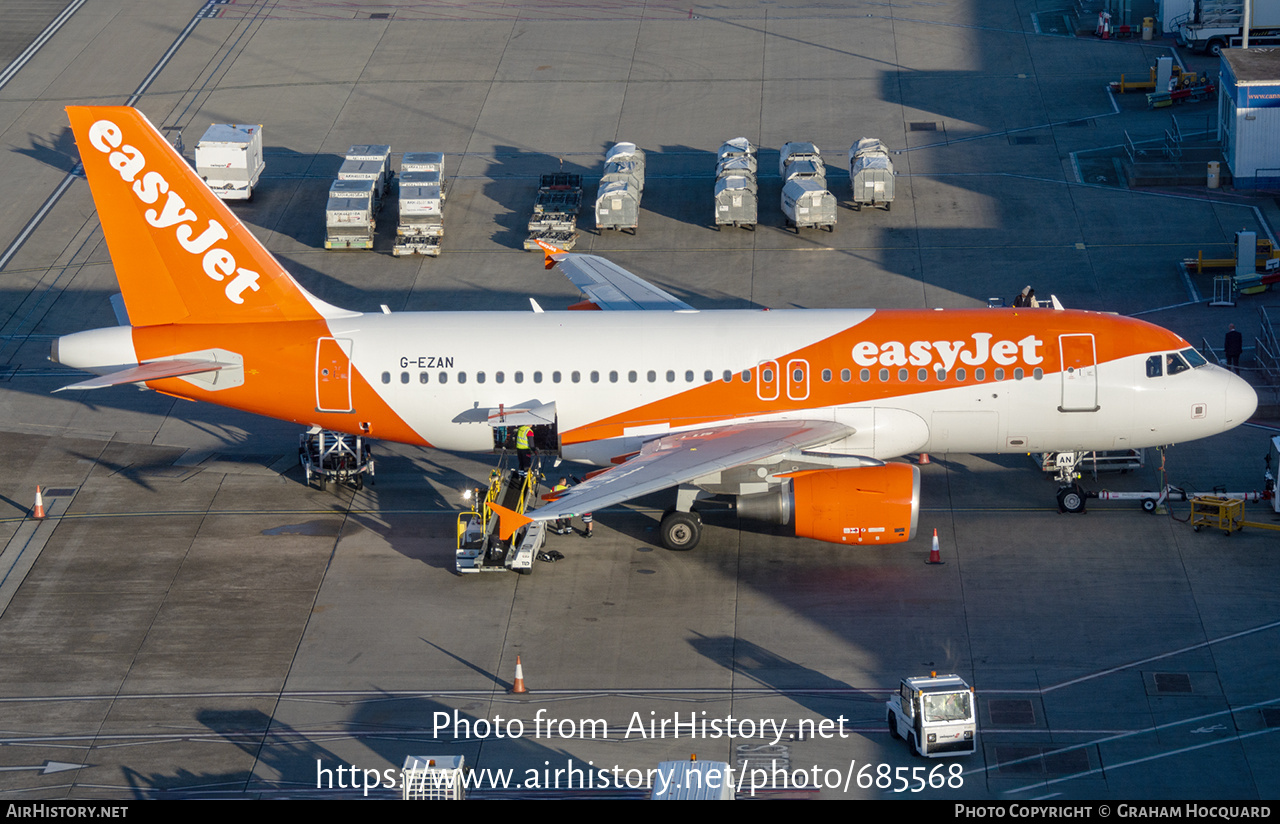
[402,151,443,174]
[717,136,756,160]
[399,179,444,221]
[605,141,645,167]
[713,175,758,229]
[715,155,757,178]
[850,153,895,210]
[596,180,640,232]
[325,179,375,249]
[602,158,645,193]
[779,141,821,177]
[781,177,836,232]
[848,137,895,211]
[782,157,826,188]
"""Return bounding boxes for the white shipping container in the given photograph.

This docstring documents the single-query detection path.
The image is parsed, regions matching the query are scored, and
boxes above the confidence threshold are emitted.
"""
[781,177,836,231]
[400,183,444,217]
[402,152,444,174]
[779,141,821,177]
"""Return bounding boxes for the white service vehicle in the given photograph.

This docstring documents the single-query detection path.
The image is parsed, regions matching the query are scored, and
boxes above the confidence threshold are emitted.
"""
[194,123,264,201]
[886,673,976,757]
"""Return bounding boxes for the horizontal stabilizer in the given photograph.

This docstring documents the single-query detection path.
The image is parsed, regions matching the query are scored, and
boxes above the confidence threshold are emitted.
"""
[54,359,225,392]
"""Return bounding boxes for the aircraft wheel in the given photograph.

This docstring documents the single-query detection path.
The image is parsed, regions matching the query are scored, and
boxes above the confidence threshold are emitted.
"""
[1141,498,1157,513]
[353,474,364,491]
[660,510,702,551]
[1057,485,1086,514]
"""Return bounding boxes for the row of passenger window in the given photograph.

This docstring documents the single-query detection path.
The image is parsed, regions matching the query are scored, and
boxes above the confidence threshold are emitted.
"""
[379,366,1046,385]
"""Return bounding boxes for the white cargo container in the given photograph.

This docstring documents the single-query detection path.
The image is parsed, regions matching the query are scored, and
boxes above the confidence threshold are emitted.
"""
[399,173,445,219]
[717,136,756,160]
[779,141,822,177]
[596,180,641,232]
[848,137,895,210]
[713,175,757,229]
[195,124,264,201]
[606,141,646,167]
[601,158,645,193]
[325,179,376,250]
[402,151,444,174]
[781,177,836,232]
[715,155,757,178]
[783,157,826,188]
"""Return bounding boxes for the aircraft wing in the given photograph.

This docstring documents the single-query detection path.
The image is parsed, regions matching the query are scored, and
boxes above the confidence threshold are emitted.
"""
[548,252,695,311]
[53,359,225,392]
[528,419,851,521]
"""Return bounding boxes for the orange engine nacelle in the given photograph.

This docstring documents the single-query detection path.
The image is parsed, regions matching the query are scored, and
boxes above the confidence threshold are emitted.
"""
[736,464,920,545]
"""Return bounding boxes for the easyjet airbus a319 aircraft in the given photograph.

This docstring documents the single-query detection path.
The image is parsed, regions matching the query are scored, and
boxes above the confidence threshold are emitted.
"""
[52,106,1257,550]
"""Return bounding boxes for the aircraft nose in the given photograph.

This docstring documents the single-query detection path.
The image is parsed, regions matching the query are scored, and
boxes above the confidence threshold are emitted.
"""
[1224,371,1258,426]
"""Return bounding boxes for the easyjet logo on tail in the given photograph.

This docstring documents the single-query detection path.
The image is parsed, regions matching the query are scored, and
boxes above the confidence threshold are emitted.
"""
[86,119,261,305]
[851,333,1044,370]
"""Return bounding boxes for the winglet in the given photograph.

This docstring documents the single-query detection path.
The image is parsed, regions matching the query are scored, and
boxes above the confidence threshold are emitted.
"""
[489,502,534,541]
[536,238,565,270]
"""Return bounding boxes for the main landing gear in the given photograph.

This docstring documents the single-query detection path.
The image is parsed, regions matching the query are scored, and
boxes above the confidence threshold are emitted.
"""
[659,509,702,550]
[658,484,707,550]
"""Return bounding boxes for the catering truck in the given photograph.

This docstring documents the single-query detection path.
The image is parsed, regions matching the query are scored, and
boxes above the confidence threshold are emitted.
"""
[1178,0,1280,53]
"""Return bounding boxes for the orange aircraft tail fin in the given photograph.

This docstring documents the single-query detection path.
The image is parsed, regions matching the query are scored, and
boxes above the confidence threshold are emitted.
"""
[66,106,347,326]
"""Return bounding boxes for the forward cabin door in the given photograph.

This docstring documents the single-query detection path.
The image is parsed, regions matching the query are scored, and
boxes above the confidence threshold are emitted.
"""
[316,337,354,413]
[1058,334,1098,412]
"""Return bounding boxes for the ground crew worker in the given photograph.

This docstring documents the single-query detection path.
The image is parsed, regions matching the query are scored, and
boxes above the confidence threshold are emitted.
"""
[516,424,534,472]
[552,478,573,534]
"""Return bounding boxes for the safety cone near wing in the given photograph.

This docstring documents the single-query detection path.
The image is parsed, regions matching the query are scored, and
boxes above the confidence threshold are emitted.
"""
[31,486,45,520]
[926,528,943,565]
[510,655,528,694]
[918,453,930,465]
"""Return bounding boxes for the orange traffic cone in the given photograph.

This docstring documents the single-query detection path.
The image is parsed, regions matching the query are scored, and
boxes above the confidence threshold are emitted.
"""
[926,528,943,565]
[918,453,930,465]
[31,486,45,520]
[509,655,528,694]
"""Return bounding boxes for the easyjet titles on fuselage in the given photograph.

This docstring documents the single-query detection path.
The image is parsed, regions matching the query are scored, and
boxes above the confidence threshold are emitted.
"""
[85,118,262,306]
[851,333,1045,371]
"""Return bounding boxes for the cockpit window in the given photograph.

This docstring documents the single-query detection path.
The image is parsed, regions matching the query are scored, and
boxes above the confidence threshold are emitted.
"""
[1146,355,1162,378]
[1166,352,1191,376]
[1180,347,1207,368]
